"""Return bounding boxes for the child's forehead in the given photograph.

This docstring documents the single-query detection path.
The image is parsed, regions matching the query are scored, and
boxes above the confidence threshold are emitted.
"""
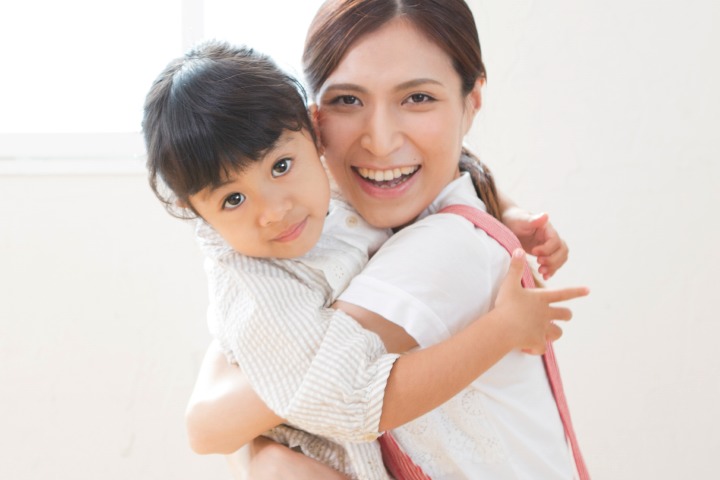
[197,128,314,197]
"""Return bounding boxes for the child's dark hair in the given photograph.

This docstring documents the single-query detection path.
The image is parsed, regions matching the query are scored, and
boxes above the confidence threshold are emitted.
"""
[143,40,315,217]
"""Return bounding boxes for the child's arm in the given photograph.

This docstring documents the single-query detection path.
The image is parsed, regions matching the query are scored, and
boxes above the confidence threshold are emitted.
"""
[351,248,583,430]
[186,250,587,453]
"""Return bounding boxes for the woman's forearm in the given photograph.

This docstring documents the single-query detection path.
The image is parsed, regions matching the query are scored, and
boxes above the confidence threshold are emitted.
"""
[185,341,283,454]
[497,188,517,216]
[248,437,349,479]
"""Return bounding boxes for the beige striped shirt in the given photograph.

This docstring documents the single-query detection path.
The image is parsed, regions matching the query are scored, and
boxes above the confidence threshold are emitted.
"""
[196,200,397,479]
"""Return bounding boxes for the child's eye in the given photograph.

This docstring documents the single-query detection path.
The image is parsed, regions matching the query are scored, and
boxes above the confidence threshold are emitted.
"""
[223,192,245,210]
[405,93,435,104]
[272,158,293,177]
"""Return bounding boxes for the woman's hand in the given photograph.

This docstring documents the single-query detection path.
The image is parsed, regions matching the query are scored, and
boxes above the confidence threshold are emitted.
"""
[496,249,589,354]
[501,207,569,280]
[248,437,348,479]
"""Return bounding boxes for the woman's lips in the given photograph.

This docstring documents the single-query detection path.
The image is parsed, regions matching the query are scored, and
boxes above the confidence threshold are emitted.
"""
[352,166,420,198]
[273,217,308,242]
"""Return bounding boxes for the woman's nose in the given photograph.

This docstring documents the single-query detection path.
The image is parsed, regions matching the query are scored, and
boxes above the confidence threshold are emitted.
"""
[360,106,403,157]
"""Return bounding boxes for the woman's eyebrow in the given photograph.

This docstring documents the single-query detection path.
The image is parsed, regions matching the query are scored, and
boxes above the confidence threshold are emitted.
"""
[393,78,444,92]
[321,83,368,95]
[322,79,443,95]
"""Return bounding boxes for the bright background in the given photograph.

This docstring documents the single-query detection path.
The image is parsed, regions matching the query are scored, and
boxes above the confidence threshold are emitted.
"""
[1,1,718,479]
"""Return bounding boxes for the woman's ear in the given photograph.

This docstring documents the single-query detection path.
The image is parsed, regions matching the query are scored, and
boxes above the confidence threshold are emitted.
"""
[467,78,484,114]
[309,103,325,154]
[462,78,484,133]
[309,103,320,135]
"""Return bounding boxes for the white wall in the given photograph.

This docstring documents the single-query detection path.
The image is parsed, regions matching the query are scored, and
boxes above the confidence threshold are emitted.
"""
[0,172,230,479]
[1,1,718,479]
[469,0,720,478]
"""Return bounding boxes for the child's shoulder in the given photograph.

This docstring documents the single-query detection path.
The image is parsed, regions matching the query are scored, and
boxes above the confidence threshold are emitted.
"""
[324,198,391,255]
[194,219,234,260]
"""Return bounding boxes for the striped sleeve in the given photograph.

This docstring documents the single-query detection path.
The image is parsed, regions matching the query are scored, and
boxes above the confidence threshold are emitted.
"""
[206,256,400,443]
[266,426,391,480]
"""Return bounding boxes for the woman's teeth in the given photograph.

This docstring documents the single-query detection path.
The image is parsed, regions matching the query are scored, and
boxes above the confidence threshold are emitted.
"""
[357,166,419,182]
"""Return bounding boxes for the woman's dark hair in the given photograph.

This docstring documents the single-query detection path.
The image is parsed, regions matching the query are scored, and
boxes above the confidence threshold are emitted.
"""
[143,40,315,217]
[303,0,501,220]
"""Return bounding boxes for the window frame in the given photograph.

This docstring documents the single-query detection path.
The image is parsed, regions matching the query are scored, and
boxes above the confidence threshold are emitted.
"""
[0,0,205,173]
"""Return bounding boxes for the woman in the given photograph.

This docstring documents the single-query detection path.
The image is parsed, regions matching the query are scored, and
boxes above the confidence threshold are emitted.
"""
[186,1,584,478]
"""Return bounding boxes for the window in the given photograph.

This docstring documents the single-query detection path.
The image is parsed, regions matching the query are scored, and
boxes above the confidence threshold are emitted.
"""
[0,0,324,166]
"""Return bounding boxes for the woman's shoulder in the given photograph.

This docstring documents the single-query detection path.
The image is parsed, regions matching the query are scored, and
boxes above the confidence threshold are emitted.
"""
[391,209,498,253]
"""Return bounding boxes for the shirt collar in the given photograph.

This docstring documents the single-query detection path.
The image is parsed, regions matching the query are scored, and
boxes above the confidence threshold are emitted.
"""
[417,171,488,221]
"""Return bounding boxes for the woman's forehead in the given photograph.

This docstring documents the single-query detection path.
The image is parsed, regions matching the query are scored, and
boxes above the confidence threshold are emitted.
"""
[325,18,457,89]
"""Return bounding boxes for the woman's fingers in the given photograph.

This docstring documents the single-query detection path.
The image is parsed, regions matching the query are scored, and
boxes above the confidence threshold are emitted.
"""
[536,241,569,279]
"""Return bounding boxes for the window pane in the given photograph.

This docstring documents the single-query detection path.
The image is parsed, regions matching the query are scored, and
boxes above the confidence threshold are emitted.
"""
[0,0,181,134]
[204,0,326,85]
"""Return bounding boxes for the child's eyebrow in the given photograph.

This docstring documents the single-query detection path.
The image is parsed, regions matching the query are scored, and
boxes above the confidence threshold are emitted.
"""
[199,176,236,200]
[207,179,233,193]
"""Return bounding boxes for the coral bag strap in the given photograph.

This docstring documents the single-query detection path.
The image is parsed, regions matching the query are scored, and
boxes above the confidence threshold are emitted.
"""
[439,204,590,479]
[378,431,432,480]
[378,204,590,480]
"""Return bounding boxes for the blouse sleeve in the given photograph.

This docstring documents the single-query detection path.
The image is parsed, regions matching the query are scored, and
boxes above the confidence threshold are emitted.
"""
[338,213,510,348]
[205,257,399,442]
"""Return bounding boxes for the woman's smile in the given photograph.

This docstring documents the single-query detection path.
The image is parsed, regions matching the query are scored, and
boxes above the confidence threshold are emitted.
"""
[316,18,477,228]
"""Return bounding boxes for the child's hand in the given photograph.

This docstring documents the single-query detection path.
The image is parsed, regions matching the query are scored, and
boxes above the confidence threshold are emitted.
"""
[496,249,589,354]
[501,207,568,280]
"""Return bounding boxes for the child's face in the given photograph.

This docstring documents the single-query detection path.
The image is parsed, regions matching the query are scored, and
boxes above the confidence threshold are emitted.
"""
[189,130,330,259]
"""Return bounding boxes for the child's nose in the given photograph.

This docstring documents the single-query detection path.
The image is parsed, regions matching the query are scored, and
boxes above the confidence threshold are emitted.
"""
[258,196,292,227]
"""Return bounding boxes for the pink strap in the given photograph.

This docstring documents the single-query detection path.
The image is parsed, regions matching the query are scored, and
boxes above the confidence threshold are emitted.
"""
[378,433,431,480]
[439,204,590,480]
[378,204,590,479]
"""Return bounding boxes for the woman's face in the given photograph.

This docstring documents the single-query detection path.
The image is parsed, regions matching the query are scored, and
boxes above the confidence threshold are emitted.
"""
[313,18,481,229]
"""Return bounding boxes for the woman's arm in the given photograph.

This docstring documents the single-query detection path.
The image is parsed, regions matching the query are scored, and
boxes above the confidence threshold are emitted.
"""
[498,190,569,279]
[185,340,282,454]
[247,437,349,480]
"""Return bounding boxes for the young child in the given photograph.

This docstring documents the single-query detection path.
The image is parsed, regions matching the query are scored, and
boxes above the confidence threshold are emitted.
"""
[143,40,586,479]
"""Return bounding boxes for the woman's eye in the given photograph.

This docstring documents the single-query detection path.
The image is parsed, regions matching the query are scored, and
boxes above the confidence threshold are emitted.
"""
[223,192,245,209]
[406,93,434,104]
[332,95,361,106]
[272,158,293,177]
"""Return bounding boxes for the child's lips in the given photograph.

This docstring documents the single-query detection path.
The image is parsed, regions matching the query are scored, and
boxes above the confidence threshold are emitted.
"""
[273,217,308,242]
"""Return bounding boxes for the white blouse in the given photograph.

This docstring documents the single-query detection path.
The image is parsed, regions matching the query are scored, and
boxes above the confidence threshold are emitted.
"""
[339,173,575,479]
